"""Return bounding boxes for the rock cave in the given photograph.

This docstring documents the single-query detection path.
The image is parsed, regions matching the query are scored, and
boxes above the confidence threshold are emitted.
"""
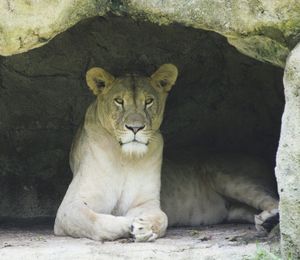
[0,1,300,259]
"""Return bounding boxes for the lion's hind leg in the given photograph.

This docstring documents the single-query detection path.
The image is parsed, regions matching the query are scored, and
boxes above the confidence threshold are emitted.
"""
[226,203,258,224]
[212,168,279,233]
[254,208,279,232]
[226,202,279,232]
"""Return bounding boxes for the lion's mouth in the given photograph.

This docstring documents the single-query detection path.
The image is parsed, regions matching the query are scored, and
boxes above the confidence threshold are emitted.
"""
[119,139,149,146]
[119,138,149,156]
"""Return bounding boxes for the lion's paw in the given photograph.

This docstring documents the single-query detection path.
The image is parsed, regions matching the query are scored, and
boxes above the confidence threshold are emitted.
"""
[255,208,279,233]
[130,217,158,242]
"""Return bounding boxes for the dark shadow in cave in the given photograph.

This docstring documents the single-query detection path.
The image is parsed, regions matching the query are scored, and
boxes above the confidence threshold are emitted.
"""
[0,14,284,221]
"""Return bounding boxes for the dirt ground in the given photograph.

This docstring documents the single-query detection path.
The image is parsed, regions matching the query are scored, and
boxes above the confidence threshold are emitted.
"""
[0,223,279,260]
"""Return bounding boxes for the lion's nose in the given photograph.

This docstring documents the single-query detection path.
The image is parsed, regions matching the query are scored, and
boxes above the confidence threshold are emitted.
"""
[125,125,145,134]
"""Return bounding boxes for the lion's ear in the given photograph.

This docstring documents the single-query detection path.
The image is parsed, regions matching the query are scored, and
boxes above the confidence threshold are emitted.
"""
[86,67,115,95]
[151,64,178,92]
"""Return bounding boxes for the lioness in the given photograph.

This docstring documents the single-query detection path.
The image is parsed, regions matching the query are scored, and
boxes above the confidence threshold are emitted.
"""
[54,64,279,242]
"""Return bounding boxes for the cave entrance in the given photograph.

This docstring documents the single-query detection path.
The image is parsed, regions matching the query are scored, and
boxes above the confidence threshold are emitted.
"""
[0,14,284,258]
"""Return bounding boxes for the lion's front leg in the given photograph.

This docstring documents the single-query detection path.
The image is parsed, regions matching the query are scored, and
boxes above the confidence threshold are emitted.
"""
[126,201,168,242]
[55,201,132,241]
[130,213,167,242]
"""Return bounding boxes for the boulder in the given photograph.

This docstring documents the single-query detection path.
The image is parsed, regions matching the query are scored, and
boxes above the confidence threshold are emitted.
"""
[276,43,300,259]
[1,0,300,67]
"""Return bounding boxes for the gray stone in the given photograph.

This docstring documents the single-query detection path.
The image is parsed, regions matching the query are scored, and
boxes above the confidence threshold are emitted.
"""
[124,0,299,67]
[0,0,110,56]
[1,0,300,67]
[275,43,300,259]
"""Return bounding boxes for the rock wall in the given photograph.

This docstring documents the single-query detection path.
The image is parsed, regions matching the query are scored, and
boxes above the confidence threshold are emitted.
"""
[0,15,284,219]
[276,44,300,259]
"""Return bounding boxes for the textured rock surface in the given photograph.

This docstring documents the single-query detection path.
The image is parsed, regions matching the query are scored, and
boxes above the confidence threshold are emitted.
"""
[0,0,110,56]
[124,0,299,67]
[0,16,284,219]
[1,0,300,67]
[275,43,300,259]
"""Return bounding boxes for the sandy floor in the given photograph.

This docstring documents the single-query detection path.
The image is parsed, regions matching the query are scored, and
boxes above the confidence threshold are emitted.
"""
[0,224,278,260]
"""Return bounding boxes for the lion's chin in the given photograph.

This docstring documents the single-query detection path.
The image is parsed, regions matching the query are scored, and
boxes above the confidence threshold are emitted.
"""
[121,142,148,157]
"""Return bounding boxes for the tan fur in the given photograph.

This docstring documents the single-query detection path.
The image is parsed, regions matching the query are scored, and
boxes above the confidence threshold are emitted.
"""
[82,207,97,223]
[160,152,278,228]
[54,64,278,242]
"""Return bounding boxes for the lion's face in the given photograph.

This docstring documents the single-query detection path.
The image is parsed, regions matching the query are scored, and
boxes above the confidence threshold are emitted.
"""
[86,64,178,156]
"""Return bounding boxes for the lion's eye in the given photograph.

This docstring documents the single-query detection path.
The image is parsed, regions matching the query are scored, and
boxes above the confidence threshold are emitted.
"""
[114,98,124,106]
[145,98,154,107]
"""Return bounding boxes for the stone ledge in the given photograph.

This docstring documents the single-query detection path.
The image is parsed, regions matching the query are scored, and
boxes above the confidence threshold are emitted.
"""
[0,224,278,260]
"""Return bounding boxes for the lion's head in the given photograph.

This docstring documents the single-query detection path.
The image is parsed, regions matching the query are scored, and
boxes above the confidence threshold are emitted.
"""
[85,64,178,156]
